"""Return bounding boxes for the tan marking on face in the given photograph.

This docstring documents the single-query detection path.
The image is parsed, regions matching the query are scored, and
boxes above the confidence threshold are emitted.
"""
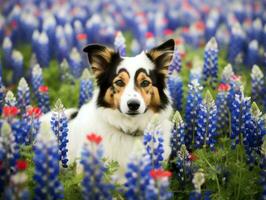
[104,71,130,108]
[90,48,115,77]
[135,72,161,112]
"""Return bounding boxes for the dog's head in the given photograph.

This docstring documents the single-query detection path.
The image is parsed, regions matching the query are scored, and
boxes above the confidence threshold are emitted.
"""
[83,39,174,116]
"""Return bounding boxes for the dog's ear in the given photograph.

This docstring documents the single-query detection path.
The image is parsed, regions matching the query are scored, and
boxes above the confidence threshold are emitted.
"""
[83,44,116,77]
[146,39,175,76]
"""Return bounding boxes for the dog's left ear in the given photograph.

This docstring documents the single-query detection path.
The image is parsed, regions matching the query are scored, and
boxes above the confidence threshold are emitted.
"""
[146,39,175,76]
[83,44,117,78]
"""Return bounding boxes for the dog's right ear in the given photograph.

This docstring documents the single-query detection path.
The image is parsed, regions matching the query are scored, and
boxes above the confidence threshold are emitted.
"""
[83,44,116,77]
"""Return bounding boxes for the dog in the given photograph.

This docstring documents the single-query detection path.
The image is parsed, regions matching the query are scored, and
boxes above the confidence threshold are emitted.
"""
[40,39,175,178]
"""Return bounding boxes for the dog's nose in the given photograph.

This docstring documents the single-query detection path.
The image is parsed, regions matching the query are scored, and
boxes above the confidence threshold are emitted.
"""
[127,99,140,111]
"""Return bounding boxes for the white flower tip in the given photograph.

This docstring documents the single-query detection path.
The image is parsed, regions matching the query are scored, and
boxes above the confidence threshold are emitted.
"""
[70,48,81,60]
[81,68,92,80]
[43,15,56,28]
[1,121,12,137]
[18,77,29,90]
[11,50,23,62]
[3,37,12,48]
[32,29,40,40]
[253,18,262,30]
[32,64,42,75]
[261,135,266,156]
[249,40,258,49]
[5,90,16,106]
[39,32,49,44]
[56,25,64,37]
[54,98,65,112]
[205,37,218,50]
[251,65,264,79]
[64,23,73,34]
[172,111,183,125]
[232,23,245,37]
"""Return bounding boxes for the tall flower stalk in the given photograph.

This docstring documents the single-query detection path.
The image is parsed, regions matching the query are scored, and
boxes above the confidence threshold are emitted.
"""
[202,37,218,88]
[143,116,164,169]
[0,122,19,193]
[33,136,64,200]
[185,80,203,150]
[195,90,217,150]
[168,47,182,75]
[170,111,185,158]
[168,72,183,111]
[114,31,126,57]
[51,99,69,168]
[81,133,113,200]
[251,65,264,105]
[216,83,230,136]
[79,69,94,108]
[17,78,30,115]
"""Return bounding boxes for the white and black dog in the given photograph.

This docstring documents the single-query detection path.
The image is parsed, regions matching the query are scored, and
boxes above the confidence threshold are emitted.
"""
[41,39,175,177]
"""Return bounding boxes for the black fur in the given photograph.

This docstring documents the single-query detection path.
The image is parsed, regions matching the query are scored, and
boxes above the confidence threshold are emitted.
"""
[95,52,122,107]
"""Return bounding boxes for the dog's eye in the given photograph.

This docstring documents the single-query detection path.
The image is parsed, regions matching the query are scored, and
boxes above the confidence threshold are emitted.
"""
[140,80,150,87]
[114,80,125,87]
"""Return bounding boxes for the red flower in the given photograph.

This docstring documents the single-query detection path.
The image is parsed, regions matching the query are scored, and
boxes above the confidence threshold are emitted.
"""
[27,107,42,118]
[38,85,48,93]
[16,160,28,171]
[182,27,189,33]
[86,133,102,145]
[175,38,183,46]
[195,21,205,31]
[150,169,172,180]
[145,32,154,39]
[188,153,198,161]
[76,33,87,41]
[3,106,19,117]
[11,20,17,29]
[163,29,173,36]
[218,83,230,92]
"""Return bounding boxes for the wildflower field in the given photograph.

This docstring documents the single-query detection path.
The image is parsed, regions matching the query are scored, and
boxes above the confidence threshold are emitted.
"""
[0,0,266,200]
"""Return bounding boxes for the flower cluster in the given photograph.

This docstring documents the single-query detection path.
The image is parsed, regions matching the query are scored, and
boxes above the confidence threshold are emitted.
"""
[170,111,185,158]
[79,69,94,108]
[33,137,64,200]
[81,133,114,200]
[202,37,218,88]
[185,80,203,150]
[251,65,264,106]
[51,99,69,168]
[143,116,164,169]
[168,72,183,111]
[0,122,19,193]
[17,78,31,115]
[168,47,182,75]
[114,31,126,57]
[195,90,217,151]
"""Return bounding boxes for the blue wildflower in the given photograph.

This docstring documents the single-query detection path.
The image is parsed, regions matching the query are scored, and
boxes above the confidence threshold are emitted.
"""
[216,83,230,136]
[81,133,113,200]
[0,122,20,193]
[169,47,182,75]
[195,90,217,150]
[246,40,259,68]
[168,72,183,111]
[0,78,5,115]
[51,99,69,168]
[170,111,185,157]
[33,137,64,200]
[11,50,23,83]
[144,117,164,169]
[114,31,126,56]
[202,37,218,88]
[175,145,193,185]
[31,64,44,97]
[68,48,83,78]
[2,37,12,69]
[37,85,50,114]
[185,80,203,150]
[251,65,264,106]
[17,78,30,115]
[79,69,94,108]
[36,32,50,68]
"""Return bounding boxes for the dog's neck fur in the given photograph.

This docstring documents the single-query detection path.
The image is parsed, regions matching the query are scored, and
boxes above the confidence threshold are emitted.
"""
[93,89,172,136]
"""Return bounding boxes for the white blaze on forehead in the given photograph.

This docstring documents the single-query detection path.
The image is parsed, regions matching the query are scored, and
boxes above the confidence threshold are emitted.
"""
[116,51,154,78]
[117,52,154,114]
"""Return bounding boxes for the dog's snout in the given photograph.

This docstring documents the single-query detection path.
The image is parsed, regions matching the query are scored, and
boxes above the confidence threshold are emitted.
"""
[127,99,140,111]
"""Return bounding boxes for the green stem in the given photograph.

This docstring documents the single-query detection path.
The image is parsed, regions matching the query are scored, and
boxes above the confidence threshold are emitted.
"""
[201,152,221,195]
